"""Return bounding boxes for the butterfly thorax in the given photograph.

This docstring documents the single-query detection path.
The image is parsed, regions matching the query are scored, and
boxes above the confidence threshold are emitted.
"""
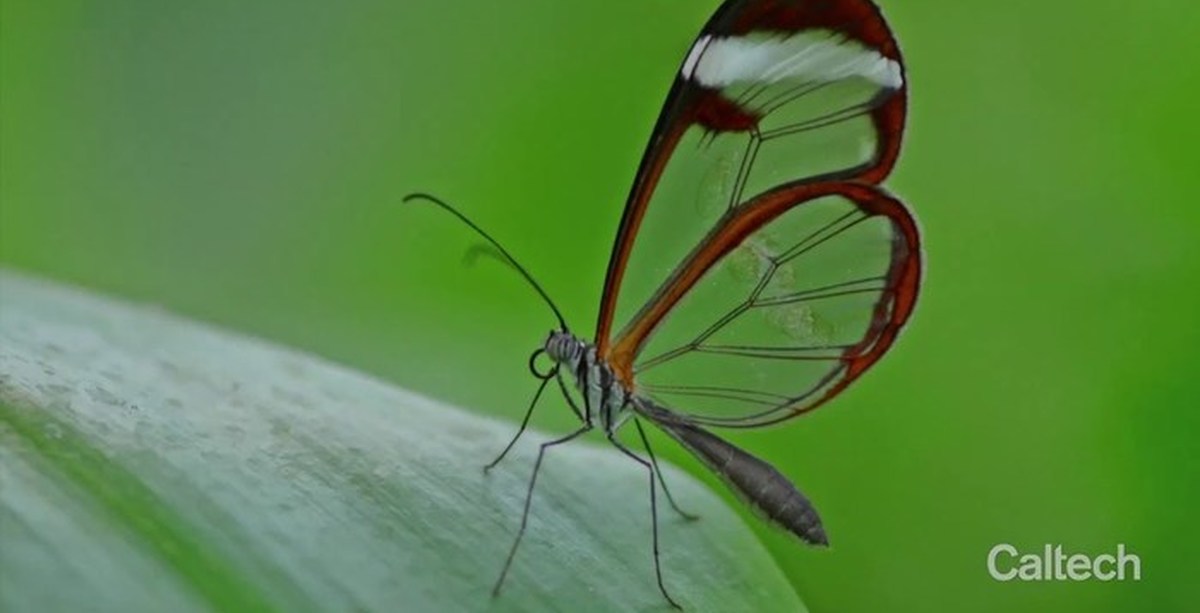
[544,331,632,434]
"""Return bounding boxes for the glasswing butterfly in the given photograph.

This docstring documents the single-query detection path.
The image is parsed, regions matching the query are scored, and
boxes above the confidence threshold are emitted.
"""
[405,0,920,608]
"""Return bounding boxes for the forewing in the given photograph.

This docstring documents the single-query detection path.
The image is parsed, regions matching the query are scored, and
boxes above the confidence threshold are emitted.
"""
[596,0,906,355]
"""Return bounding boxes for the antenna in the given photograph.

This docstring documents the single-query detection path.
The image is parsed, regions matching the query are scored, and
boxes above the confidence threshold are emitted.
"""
[402,193,569,331]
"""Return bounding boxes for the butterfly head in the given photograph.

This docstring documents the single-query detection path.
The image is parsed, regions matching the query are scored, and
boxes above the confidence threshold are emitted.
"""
[527,330,585,380]
[544,330,585,366]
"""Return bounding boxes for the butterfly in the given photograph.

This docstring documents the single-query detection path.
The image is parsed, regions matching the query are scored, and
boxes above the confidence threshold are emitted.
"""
[405,0,920,608]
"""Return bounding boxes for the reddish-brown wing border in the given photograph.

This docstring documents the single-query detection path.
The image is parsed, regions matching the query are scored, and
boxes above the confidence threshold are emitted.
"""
[619,182,920,426]
[594,0,907,361]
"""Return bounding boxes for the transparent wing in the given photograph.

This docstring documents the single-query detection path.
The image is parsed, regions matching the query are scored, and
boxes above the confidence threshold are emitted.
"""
[594,0,919,426]
[629,182,919,427]
[596,0,907,359]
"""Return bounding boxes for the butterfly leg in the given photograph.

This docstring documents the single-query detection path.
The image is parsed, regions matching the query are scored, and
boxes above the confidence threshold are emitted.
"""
[555,370,586,423]
[493,424,592,598]
[608,431,683,610]
[485,372,554,472]
[634,418,700,521]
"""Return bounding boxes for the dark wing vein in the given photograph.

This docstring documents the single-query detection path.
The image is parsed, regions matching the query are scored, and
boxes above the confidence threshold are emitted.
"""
[642,384,791,407]
[693,345,846,360]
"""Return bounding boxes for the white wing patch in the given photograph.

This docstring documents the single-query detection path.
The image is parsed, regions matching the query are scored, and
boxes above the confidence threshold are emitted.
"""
[681,35,712,81]
[684,30,902,90]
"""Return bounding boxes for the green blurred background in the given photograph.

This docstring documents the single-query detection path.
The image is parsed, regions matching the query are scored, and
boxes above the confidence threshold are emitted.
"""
[2,0,1197,611]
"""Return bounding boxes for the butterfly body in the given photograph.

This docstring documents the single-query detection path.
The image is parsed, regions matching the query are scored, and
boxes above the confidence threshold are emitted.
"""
[545,331,633,435]
[408,0,920,607]
[546,327,830,546]
[638,399,828,546]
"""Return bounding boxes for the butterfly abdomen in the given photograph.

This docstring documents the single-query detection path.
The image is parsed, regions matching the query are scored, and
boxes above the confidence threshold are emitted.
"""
[644,406,828,546]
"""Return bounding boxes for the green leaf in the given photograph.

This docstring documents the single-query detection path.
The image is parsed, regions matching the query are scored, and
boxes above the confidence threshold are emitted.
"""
[0,270,804,612]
